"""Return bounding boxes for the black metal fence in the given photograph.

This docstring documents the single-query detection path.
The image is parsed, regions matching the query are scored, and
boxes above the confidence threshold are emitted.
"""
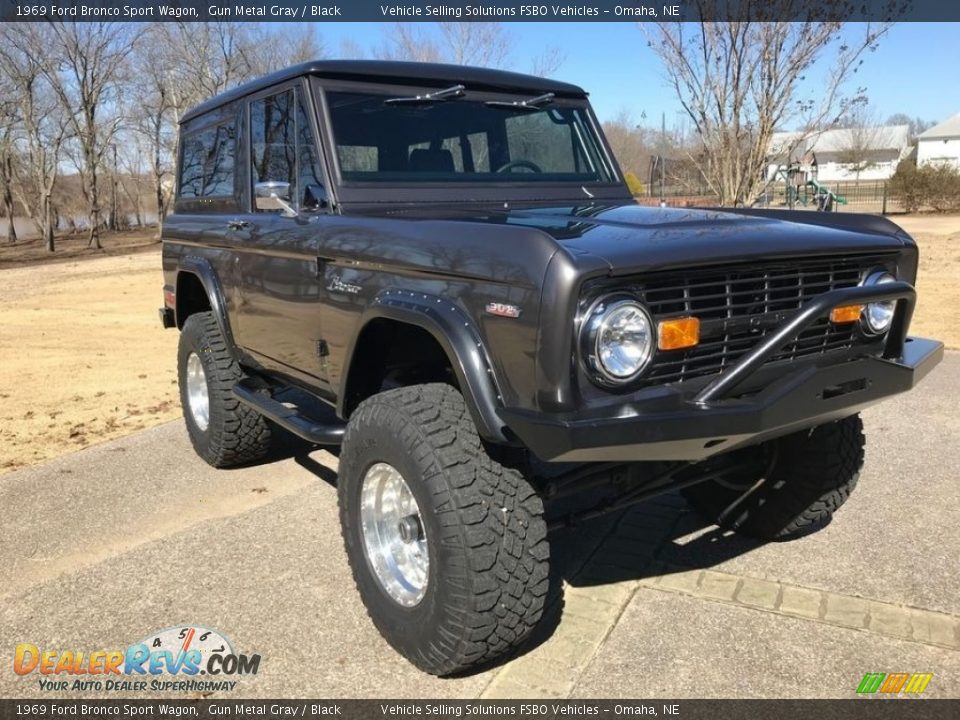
[756,179,899,214]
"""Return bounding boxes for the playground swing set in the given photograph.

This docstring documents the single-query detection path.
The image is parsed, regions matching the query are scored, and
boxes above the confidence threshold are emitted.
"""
[758,163,848,211]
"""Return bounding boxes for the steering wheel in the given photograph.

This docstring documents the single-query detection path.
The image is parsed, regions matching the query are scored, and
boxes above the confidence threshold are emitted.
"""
[496,160,543,174]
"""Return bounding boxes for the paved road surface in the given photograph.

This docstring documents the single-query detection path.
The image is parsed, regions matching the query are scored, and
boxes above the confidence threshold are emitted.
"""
[2,354,958,699]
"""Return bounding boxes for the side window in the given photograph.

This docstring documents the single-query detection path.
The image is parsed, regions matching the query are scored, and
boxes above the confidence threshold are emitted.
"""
[179,122,236,198]
[250,88,324,210]
[297,100,324,207]
[339,146,378,172]
[251,89,296,208]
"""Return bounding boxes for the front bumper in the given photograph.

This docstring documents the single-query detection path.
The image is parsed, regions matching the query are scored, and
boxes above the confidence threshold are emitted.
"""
[501,337,942,462]
[501,281,943,462]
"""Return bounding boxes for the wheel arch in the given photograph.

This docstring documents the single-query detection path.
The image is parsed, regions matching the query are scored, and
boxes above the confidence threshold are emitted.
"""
[174,256,237,356]
[339,290,509,444]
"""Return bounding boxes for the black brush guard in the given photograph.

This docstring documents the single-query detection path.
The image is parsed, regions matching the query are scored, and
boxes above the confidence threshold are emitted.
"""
[501,281,943,464]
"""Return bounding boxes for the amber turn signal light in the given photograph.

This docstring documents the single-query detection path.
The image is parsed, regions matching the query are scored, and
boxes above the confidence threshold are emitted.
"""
[658,316,700,351]
[829,304,863,324]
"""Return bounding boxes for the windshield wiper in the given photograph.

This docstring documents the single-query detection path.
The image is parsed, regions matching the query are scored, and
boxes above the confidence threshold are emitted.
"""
[485,92,556,111]
[385,84,465,105]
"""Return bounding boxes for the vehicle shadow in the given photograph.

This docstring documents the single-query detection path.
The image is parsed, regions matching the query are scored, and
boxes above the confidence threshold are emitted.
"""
[554,494,766,585]
[518,494,766,656]
[262,439,767,676]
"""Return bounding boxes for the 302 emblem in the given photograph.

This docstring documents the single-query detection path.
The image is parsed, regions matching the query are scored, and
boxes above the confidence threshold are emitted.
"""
[485,302,521,318]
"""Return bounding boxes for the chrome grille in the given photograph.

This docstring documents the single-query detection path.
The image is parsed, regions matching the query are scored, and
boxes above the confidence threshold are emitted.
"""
[631,255,892,386]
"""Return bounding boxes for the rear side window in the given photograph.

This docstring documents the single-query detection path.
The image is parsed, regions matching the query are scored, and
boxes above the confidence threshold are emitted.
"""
[178,122,237,198]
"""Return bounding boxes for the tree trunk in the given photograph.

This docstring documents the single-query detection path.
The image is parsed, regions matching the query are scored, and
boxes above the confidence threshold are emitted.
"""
[2,156,16,243]
[3,195,18,245]
[155,180,165,233]
[43,195,54,252]
[88,161,102,249]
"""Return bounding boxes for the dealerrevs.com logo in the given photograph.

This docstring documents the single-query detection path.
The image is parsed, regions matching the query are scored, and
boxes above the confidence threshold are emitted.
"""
[14,626,261,693]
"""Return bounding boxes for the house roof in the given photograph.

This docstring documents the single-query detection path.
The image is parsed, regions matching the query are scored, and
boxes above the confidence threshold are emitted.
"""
[768,125,911,162]
[918,112,960,140]
[181,60,587,124]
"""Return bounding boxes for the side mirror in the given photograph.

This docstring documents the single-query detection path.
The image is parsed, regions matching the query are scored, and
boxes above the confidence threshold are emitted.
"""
[254,181,295,215]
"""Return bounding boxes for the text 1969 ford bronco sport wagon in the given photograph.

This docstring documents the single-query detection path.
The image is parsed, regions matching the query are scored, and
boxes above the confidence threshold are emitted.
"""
[160,60,943,675]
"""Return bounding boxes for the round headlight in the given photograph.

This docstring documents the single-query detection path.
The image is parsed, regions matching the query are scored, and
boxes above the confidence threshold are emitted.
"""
[862,271,897,336]
[583,297,654,384]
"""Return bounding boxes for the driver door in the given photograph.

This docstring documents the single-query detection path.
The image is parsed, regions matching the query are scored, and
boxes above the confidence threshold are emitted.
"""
[232,82,333,389]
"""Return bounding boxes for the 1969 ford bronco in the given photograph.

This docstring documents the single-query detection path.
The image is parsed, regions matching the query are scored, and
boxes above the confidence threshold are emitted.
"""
[160,60,943,675]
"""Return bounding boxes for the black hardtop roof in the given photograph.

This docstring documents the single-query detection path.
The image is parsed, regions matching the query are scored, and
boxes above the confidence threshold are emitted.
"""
[180,59,588,124]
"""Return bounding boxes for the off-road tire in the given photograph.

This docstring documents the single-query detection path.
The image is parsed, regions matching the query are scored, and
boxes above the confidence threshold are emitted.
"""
[681,415,865,541]
[177,311,272,468]
[338,383,549,676]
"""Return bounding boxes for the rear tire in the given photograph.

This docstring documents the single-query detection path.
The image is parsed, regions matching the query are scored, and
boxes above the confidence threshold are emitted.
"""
[177,312,272,468]
[681,415,865,541]
[338,383,549,676]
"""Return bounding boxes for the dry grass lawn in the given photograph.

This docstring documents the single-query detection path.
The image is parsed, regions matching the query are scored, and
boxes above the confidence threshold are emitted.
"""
[0,215,957,476]
[0,246,178,474]
[894,215,960,348]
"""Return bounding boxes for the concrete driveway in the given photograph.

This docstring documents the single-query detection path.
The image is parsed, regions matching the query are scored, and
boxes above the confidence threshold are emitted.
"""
[2,354,958,699]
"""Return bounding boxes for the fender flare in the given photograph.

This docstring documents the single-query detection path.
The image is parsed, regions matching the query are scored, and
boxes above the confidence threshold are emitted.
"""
[176,255,237,354]
[339,289,509,443]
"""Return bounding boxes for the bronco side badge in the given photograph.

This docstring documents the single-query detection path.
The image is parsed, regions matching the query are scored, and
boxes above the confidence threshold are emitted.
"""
[327,275,361,295]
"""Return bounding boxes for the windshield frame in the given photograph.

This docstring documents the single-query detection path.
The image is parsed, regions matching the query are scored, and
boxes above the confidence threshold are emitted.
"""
[311,77,631,207]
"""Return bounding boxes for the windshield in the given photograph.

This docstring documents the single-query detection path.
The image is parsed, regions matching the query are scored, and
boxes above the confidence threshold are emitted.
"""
[326,91,616,184]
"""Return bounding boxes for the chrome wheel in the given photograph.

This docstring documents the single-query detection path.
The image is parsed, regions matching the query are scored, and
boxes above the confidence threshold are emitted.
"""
[359,462,429,607]
[185,352,210,432]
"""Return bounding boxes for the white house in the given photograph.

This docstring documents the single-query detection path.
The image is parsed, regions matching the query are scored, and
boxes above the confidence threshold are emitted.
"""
[917,112,960,169]
[767,125,912,183]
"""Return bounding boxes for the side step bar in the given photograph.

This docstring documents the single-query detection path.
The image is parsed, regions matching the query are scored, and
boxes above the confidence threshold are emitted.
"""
[232,378,345,446]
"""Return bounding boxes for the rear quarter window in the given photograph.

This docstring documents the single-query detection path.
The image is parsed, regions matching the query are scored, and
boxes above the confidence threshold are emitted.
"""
[179,123,237,198]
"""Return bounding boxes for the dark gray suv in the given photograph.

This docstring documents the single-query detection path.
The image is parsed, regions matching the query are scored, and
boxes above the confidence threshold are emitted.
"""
[160,60,942,675]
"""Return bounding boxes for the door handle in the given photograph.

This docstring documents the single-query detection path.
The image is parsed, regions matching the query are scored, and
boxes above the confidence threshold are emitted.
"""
[227,219,250,230]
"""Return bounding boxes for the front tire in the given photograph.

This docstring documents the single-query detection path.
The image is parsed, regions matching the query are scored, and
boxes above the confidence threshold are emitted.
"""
[338,383,549,676]
[682,415,865,541]
[177,311,272,468]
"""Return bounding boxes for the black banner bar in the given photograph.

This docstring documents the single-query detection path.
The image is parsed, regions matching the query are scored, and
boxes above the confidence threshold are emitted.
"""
[1,700,960,720]
[2,0,960,23]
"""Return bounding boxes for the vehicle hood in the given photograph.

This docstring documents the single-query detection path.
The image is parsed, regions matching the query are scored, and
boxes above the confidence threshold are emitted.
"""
[494,203,912,275]
[371,202,912,276]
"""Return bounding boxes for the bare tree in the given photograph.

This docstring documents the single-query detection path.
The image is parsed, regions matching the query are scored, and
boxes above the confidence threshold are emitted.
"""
[117,140,146,228]
[375,24,443,63]
[0,25,72,251]
[147,22,260,121]
[23,22,137,249]
[837,104,882,183]
[0,86,17,243]
[886,113,935,141]
[338,37,367,59]
[529,46,566,78]
[126,24,183,231]
[602,111,653,178]
[246,24,325,76]
[438,23,511,67]
[376,23,564,77]
[643,3,893,205]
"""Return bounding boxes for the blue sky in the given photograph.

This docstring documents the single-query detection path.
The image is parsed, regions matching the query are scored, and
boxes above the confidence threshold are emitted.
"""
[309,22,959,128]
